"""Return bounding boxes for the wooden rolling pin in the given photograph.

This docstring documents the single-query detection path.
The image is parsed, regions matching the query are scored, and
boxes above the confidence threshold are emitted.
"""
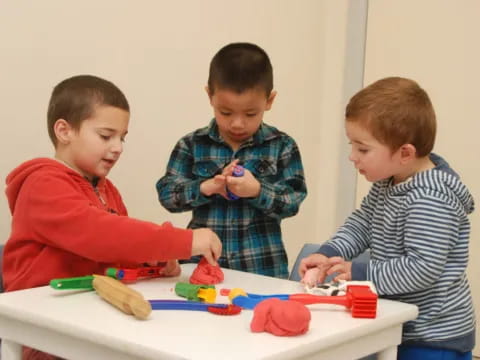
[50,274,152,320]
[92,275,152,320]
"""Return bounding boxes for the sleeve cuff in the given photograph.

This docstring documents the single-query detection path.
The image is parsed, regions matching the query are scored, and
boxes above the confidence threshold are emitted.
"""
[351,261,368,281]
[184,179,211,207]
[247,180,275,210]
[317,244,342,258]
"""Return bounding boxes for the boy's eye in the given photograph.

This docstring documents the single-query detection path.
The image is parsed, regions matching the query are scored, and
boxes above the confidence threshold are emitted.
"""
[100,135,110,141]
[246,113,257,117]
[358,148,369,154]
[220,111,231,116]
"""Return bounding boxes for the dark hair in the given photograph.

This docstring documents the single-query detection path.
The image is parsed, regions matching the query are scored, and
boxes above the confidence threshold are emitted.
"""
[208,42,273,96]
[47,75,130,146]
[346,77,436,156]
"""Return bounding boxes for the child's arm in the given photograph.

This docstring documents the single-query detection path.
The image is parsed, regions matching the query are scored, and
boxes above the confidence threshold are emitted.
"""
[303,184,380,283]
[243,138,307,220]
[318,183,381,259]
[298,253,330,285]
[157,138,218,212]
[23,171,219,265]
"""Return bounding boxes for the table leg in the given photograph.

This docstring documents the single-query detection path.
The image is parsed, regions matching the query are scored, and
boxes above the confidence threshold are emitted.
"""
[1,339,22,360]
[377,345,397,360]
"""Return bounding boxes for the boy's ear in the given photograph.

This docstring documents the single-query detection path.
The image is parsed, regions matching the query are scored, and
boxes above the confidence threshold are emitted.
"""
[398,144,417,164]
[53,119,73,145]
[265,90,277,110]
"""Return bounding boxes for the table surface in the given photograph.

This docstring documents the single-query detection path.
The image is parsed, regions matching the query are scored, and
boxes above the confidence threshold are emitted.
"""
[0,264,418,360]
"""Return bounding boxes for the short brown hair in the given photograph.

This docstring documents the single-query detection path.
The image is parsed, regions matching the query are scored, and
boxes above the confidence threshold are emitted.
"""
[208,42,273,96]
[346,77,436,156]
[47,75,129,147]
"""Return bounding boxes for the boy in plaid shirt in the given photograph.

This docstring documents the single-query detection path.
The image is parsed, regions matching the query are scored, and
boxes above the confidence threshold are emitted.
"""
[157,43,307,278]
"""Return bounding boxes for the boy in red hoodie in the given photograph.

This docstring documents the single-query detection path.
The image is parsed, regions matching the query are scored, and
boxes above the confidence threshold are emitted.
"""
[3,75,222,295]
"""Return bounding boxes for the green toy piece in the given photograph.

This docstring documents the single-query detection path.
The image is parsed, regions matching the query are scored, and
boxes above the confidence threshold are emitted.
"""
[175,282,216,302]
[50,275,95,290]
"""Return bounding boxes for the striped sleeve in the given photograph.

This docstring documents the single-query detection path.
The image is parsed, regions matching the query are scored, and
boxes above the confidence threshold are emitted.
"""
[320,183,380,259]
[370,194,462,295]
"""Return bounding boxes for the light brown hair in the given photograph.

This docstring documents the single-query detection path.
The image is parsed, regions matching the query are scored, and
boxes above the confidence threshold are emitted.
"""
[346,77,436,156]
[47,75,129,147]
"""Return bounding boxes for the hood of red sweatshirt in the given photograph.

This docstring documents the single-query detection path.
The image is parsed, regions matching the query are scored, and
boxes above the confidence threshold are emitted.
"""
[5,158,87,214]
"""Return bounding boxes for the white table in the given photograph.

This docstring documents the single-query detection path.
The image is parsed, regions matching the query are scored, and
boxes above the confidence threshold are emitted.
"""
[0,264,417,360]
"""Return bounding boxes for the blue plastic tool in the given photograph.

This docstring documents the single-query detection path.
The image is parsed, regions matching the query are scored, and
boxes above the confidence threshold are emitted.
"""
[148,300,241,315]
[227,165,244,200]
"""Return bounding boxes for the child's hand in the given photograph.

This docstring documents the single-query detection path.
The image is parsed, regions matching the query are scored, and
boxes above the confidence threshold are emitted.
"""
[191,228,222,266]
[225,168,261,198]
[298,253,330,283]
[200,176,227,197]
[301,267,322,288]
[199,160,240,198]
[162,260,181,277]
[326,257,352,281]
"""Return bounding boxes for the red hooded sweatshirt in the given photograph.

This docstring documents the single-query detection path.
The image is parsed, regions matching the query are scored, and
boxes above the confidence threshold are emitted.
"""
[3,158,192,291]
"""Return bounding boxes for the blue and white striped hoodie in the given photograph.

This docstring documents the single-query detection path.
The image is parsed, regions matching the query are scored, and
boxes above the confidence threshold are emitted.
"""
[318,154,476,351]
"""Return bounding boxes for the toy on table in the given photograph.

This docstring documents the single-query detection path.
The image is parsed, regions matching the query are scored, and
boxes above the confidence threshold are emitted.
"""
[105,264,167,283]
[175,282,216,303]
[148,299,241,315]
[304,280,377,297]
[227,285,378,318]
[50,275,152,320]
[226,165,244,200]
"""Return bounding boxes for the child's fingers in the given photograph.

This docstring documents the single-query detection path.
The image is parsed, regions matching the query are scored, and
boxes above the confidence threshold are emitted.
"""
[298,255,322,276]
[326,263,346,275]
[225,176,240,187]
[327,256,344,265]
[213,175,226,183]
[163,260,181,277]
[315,265,331,284]
[203,252,218,266]
[221,160,239,176]
[333,272,352,282]
[301,267,321,287]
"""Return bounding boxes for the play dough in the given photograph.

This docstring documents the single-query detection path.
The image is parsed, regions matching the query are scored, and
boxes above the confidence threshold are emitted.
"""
[250,298,311,336]
[189,257,224,285]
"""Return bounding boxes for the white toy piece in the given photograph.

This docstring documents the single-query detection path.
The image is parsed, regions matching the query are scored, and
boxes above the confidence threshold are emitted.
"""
[301,265,377,296]
[304,279,377,296]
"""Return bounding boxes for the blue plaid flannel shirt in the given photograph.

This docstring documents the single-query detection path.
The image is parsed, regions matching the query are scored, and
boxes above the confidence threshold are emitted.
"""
[156,119,307,278]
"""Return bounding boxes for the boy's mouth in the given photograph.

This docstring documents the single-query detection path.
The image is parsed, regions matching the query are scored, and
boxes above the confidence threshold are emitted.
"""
[229,132,247,139]
[102,159,116,166]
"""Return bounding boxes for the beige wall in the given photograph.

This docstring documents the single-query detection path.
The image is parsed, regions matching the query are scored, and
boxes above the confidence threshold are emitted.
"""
[2,0,477,355]
[0,2,364,270]
[357,0,480,355]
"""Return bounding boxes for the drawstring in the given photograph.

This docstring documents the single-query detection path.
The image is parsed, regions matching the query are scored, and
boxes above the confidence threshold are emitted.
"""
[86,176,117,214]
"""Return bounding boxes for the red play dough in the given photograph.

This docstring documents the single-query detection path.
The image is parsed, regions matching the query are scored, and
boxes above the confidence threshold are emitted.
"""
[250,298,311,336]
[189,257,224,284]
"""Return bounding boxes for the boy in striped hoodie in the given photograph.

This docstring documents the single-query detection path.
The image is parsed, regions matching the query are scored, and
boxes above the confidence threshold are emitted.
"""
[299,77,475,359]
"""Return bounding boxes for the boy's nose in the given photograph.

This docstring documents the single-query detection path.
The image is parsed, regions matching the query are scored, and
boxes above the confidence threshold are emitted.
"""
[231,116,245,129]
[111,140,123,154]
[348,151,356,163]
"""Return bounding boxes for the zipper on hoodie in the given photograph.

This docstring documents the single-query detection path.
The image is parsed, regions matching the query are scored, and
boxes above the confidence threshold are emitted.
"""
[88,176,117,214]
